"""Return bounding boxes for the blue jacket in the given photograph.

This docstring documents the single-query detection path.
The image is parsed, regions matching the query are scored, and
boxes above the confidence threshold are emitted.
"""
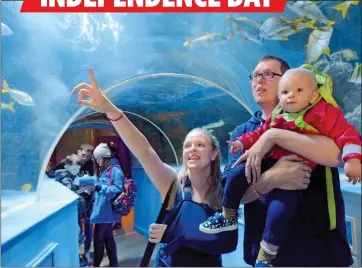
[223,111,352,267]
[155,179,237,267]
[90,158,124,224]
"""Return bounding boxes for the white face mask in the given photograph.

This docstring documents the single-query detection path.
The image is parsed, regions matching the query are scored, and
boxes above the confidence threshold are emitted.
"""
[67,164,81,176]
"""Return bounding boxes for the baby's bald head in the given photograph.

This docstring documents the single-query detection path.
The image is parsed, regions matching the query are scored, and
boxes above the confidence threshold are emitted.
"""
[279,68,319,92]
[278,68,320,113]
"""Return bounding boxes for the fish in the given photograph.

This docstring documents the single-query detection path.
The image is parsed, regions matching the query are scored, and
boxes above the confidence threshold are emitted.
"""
[348,63,361,84]
[286,1,335,28]
[260,17,292,37]
[183,32,233,47]
[202,119,225,130]
[339,49,359,61]
[231,23,264,45]
[225,15,263,44]
[306,27,333,63]
[262,27,298,40]
[2,80,36,106]
[332,1,360,19]
[1,101,15,112]
[21,183,32,192]
[225,15,262,30]
[1,22,13,36]
[294,19,317,31]
[261,18,316,40]
[259,17,314,39]
[154,111,186,121]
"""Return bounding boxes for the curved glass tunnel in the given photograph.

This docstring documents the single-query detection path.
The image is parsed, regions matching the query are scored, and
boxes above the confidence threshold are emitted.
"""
[1,1,361,210]
[1,2,361,267]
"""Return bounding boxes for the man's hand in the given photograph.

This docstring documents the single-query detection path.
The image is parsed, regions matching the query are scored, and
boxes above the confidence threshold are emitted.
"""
[269,155,312,190]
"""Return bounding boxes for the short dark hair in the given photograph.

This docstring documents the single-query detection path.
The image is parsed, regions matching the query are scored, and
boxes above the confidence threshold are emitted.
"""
[80,143,94,153]
[258,55,290,74]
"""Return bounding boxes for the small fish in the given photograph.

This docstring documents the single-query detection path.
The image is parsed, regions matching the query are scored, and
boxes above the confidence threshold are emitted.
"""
[231,23,264,45]
[306,27,333,63]
[332,1,360,19]
[155,111,186,121]
[260,17,292,37]
[262,27,297,40]
[225,15,262,30]
[202,119,225,130]
[1,101,15,112]
[261,19,316,40]
[2,80,36,106]
[294,19,317,31]
[340,49,358,61]
[1,22,13,36]
[21,183,32,192]
[260,17,313,38]
[183,32,232,47]
[348,63,361,84]
[287,1,335,28]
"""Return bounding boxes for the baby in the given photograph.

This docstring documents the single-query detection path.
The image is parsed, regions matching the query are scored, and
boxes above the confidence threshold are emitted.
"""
[55,154,82,190]
[200,68,361,267]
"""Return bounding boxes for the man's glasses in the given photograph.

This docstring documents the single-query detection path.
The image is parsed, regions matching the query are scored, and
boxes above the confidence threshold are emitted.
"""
[249,71,282,81]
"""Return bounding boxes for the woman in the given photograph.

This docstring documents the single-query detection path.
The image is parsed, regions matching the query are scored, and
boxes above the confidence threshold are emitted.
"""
[72,68,237,266]
[91,142,124,267]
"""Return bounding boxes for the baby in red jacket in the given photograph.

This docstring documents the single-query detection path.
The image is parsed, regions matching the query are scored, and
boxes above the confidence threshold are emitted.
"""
[230,68,361,179]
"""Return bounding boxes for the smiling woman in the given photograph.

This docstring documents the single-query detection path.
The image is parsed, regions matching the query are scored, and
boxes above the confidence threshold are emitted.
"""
[69,68,237,266]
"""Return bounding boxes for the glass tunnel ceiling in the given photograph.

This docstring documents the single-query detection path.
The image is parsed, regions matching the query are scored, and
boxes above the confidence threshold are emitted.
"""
[72,74,252,167]
[1,2,361,192]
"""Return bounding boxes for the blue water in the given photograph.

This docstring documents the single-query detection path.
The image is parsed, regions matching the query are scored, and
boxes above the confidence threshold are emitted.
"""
[1,2,361,191]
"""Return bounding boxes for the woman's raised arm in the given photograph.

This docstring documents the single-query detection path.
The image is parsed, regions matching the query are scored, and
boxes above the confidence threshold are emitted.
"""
[72,68,176,197]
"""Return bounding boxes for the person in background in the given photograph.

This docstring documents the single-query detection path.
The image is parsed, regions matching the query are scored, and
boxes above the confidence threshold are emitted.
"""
[108,142,124,232]
[84,143,124,267]
[53,154,88,266]
[49,143,95,264]
[49,143,95,177]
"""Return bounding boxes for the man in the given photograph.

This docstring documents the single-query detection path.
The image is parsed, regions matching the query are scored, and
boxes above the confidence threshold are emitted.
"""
[223,55,353,266]
[49,143,95,265]
[50,143,95,176]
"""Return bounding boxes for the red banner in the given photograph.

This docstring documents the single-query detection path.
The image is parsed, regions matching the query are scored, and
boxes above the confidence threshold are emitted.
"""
[21,0,287,13]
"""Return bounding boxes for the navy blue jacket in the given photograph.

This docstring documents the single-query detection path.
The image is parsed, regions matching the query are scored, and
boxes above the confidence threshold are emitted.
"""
[223,111,353,267]
[155,180,237,267]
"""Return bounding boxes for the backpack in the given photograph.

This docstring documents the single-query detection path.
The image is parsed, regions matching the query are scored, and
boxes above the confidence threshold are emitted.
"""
[107,165,137,216]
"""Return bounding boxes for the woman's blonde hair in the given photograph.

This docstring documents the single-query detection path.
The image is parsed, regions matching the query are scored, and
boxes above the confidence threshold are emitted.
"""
[167,128,223,211]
